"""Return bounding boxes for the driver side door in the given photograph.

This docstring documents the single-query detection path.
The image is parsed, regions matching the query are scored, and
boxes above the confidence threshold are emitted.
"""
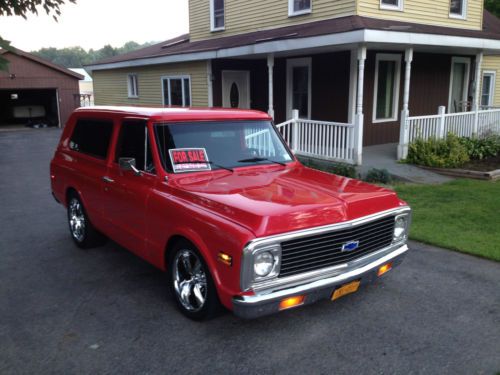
[101,119,157,259]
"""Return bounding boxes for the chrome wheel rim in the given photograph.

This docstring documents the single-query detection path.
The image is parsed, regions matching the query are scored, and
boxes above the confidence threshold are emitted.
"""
[173,249,207,312]
[68,198,85,242]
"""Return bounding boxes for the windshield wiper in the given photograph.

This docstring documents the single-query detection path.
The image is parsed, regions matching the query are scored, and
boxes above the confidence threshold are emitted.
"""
[237,157,286,166]
[175,161,233,172]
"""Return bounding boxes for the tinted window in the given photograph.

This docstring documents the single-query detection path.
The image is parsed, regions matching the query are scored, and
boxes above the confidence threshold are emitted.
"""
[115,120,155,174]
[154,121,293,173]
[69,118,113,159]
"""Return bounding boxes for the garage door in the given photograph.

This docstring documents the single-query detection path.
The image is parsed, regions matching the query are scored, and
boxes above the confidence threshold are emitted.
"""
[0,89,59,128]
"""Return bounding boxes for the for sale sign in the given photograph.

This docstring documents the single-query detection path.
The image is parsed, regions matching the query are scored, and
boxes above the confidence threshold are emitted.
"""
[169,148,211,173]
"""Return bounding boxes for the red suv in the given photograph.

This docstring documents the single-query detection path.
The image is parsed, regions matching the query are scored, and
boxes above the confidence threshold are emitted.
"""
[50,106,411,320]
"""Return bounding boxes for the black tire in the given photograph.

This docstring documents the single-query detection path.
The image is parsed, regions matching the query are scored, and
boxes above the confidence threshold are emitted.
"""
[168,240,221,321]
[67,192,106,249]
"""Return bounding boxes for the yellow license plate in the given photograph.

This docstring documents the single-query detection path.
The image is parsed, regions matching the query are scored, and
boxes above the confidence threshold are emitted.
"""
[331,280,361,301]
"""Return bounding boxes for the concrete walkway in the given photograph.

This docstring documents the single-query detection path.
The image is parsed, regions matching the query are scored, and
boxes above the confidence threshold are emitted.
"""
[358,143,453,184]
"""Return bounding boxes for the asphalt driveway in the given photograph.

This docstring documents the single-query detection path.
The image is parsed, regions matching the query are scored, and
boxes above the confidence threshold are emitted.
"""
[0,128,499,375]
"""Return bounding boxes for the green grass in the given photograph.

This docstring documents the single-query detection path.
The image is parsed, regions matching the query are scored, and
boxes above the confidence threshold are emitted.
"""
[395,179,500,262]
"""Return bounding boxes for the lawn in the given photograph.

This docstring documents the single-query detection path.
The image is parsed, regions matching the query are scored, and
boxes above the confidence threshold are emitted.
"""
[394,179,500,261]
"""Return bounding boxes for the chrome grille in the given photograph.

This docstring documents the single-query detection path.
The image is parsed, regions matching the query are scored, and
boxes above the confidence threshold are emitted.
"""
[279,216,395,278]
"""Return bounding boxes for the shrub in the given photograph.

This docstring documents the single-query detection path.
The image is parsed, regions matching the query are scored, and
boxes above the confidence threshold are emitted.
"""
[458,135,500,160]
[364,168,393,184]
[407,133,469,168]
[299,157,357,178]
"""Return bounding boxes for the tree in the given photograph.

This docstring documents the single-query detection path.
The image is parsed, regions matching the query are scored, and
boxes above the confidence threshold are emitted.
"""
[485,0,500,18]
[0,0,76,70]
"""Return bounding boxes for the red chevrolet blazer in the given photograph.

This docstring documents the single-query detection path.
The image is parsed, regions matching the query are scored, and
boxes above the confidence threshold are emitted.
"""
[50,106,411,320]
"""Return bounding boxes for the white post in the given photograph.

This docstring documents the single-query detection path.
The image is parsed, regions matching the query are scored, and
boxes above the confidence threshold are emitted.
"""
[473,52,483,136]
[347,49,358,124]
[207,60,214,107]
[354,46,366,165]
[267,54,275,119]
[438,105,446,139]
[397,48,413,160]
[292,109,299,151]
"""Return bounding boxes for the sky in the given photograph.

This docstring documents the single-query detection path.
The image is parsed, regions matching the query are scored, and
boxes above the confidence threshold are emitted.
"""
[0,0,189,51]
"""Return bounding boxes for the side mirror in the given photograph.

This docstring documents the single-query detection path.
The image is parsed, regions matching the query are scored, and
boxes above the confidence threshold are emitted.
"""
[119,157,142,176]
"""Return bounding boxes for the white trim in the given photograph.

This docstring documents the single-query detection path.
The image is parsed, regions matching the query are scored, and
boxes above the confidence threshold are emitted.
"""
[161,75,192,107]
[127,73,139,98]
[373,53,401,123]
[286,57,312,119]
[380,0,403,12]
[448,56,471,113]
[288,0,312,17]
[55,89,62,128]
[207,60,214,107]
[347,49,357,124]
[210,0,225,32]
[481,70,496,108]
[449,0,467,20]
[221,70,251,109]
[86,30,500,72]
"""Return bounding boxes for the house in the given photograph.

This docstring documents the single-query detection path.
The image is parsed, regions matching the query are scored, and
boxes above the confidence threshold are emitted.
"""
[0,48,83,128]
[86,0,500,165]
[69,68,94,106]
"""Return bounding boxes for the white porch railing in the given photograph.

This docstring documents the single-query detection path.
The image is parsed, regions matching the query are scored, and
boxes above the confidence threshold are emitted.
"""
[276,110,355,164]
[398,106,500,159]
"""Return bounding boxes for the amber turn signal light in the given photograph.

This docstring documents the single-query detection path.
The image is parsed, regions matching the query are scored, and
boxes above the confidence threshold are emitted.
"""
[279,295,305,311]
[217,252,232,266]
[378,262,393,277]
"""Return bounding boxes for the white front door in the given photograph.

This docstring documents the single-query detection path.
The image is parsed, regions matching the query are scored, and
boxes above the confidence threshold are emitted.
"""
[222,71,250,109]
[448,57,470,113]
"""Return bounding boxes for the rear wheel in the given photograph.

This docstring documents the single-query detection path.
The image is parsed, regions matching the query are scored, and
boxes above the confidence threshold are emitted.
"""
[169,241,221,320]
[67,193,106,249]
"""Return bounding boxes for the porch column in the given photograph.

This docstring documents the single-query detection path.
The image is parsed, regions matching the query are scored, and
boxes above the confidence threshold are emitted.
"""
[354,46,366,165]
[267,54,275,119]
[473,52,483,135]
[207,60,214,107]
[397,47,413,160]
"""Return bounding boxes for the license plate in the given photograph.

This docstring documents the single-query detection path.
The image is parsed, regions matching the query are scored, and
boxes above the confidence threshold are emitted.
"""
[331,280,361,301]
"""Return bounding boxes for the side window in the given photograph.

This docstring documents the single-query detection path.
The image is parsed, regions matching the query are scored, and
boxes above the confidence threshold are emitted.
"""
[380,0,403,11]
[210,0,225,31]
[450,0,466,19]
[115,120,155,174]
[289,0,311,16]
[162,76,191,107]
[69,118,113,160]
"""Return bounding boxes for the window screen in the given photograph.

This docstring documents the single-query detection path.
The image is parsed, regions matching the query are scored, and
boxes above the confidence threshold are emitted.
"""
[69,118,114,159]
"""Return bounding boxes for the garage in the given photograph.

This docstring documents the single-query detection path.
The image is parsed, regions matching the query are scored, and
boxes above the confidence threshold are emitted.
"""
[0,89,59,128]
[0,48,82,129]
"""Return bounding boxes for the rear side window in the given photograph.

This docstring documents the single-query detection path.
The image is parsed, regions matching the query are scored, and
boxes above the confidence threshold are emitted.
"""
[115,120,155,174]
[69,119,114,159]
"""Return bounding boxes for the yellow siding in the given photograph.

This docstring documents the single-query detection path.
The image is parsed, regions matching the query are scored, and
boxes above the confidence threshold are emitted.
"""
[93,61,208,107]
[189,0,356,41]
[481,55,500,107]
[357,0,483,31]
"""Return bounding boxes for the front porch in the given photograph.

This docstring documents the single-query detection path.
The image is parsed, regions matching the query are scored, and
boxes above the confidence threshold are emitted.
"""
[210,45,500,166]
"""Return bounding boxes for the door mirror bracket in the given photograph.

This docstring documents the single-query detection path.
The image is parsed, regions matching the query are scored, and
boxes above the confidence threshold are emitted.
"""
[119,157,142,176]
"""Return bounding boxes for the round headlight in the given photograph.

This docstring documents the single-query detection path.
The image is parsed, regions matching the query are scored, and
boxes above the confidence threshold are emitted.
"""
[254,251,275,277]
[394,216,407,242]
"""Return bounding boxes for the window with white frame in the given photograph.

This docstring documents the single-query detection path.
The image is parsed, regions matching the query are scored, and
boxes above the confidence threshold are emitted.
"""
[373,54,401,122]
[162,76,191,107]
[481,71,496,108]
[380,0,403,11]
[289,0,311,16]
[286,58,312,119]
[210,0,224,31]
[127,74,139,98]
[450,0,466,18]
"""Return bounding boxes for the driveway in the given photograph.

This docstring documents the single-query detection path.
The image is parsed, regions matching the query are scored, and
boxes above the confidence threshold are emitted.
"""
[0,129,499,375]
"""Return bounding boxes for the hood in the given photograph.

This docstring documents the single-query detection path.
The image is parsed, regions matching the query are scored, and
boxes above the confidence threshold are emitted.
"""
[169,165,404,237]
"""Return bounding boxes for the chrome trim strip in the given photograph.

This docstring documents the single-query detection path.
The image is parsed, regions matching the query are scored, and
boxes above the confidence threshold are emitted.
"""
[235,243,408,306]
[240,206,411,291]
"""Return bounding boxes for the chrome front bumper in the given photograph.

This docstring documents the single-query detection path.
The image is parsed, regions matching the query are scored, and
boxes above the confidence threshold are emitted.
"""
[232,243,409,319]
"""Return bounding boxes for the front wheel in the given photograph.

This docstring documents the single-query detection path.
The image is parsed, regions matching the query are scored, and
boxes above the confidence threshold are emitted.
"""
[169,241,221,320]
[67,193,106,249]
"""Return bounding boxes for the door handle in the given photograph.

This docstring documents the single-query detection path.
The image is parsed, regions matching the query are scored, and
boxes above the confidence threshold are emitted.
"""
[102,176,114,183]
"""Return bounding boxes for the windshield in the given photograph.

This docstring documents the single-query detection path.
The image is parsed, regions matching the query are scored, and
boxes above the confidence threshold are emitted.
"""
[154,120,293,173]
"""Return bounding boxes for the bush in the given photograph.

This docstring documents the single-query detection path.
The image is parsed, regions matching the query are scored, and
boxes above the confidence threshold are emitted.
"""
[458,135,500,160]
[406,133,469,168]
[299,157,357,178]
[364,168,393,184]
